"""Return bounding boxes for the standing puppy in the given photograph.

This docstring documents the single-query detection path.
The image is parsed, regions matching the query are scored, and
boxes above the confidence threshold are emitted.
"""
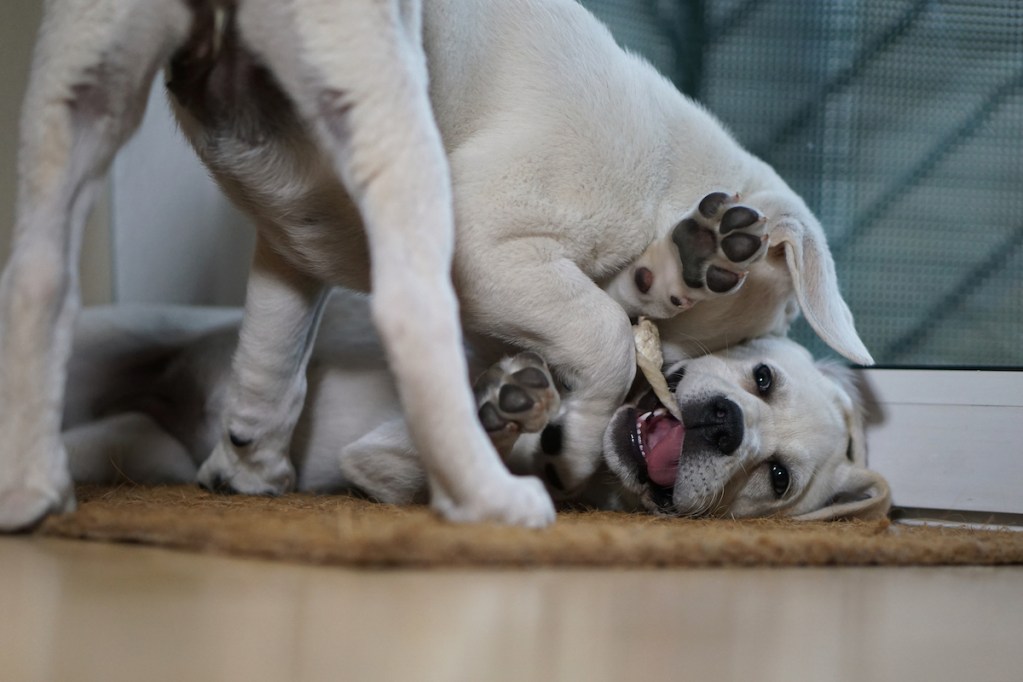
[0,0,871,530]
[0,0,552,530]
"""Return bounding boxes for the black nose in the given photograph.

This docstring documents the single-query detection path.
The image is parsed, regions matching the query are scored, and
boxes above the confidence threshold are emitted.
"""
[697,397,744,455]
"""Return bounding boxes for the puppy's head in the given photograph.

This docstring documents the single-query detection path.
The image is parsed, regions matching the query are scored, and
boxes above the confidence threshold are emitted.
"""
[603,336,890,520]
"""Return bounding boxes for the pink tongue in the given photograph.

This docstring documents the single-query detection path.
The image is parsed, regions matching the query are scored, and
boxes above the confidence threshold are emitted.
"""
[646,418,685,487]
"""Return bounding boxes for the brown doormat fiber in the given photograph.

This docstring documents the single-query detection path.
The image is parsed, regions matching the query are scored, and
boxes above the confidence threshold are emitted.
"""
[36,485,1023,569]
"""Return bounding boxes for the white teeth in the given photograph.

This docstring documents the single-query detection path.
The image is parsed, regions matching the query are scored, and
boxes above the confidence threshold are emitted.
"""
[638,408,666,426]
[635,416,649,460]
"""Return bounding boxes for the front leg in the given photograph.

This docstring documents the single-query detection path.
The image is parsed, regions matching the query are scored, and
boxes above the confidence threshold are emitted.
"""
[460,247,637,497]
[238,0,554,526]
[196,237,327,495]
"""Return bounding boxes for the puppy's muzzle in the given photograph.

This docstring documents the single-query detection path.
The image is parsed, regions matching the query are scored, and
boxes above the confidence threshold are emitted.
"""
[683,396,744,455]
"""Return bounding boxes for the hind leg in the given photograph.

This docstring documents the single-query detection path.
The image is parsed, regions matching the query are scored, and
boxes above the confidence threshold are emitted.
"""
[237,0,553,525]
[0,0,190,530]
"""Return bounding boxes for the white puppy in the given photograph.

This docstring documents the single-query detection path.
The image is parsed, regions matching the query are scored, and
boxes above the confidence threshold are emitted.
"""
[600,340,889,520]
[62,297,888,521]
[0,0,870,530]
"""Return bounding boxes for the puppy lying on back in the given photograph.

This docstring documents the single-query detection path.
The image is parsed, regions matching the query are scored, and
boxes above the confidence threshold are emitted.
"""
[63,292,889,521]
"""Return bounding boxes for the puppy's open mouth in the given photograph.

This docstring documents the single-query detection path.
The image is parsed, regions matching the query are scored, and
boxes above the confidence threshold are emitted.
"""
[629,391,685,486]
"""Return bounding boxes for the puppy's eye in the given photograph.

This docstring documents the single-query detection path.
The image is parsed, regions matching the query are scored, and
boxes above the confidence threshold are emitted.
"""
[768,461,790,497]
[753,364,773,396]
[665,366,686,392]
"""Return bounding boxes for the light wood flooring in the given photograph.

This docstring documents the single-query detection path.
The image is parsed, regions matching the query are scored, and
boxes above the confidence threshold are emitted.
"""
[1,536,1021,682]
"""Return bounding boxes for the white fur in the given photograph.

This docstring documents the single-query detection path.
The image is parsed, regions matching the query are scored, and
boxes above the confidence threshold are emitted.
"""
[61,299,889,521]
[601,337,889,520]
[0,0,869,530]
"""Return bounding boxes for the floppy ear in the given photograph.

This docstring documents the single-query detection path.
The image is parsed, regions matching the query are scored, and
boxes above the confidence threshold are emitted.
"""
[814,360,869,465]
[794,360,888,520]
[793,465,892,521]
[772,219,874,366]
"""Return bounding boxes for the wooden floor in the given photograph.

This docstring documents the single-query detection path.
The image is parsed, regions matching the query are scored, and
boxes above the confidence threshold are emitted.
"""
[2,536,1021,682]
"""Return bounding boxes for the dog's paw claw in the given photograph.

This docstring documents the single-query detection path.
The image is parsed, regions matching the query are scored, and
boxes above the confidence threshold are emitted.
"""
[474,352,560,436]
[673,192,768,296]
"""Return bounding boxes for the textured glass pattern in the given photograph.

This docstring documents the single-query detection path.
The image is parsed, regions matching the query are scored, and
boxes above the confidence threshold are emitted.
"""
[582,0,1023,367]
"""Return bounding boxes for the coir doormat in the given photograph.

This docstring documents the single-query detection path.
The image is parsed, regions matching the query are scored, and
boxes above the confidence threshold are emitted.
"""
[36,485,1023,568]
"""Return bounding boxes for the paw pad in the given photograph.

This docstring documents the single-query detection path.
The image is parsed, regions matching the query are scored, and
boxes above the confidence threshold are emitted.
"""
[473,352,560,436]
[498,384,535,413]
[672,192,769,295]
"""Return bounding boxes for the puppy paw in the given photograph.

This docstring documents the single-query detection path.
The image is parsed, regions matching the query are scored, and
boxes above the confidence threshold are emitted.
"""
[0,448,76,531]
[0,483,75,532]
[473,352,561,456]
[432,472,555,528]
[196,438,296,496]
[671,192,769,295]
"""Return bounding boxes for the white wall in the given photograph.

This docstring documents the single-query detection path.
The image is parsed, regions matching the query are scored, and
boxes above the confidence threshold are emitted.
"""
[862,369,1023,517]
[110,82,253,305]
